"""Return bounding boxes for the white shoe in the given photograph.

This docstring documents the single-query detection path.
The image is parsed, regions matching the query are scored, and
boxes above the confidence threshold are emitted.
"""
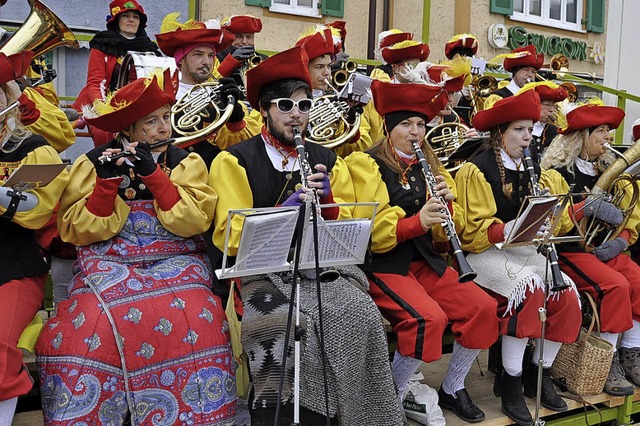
[403,382,446,426]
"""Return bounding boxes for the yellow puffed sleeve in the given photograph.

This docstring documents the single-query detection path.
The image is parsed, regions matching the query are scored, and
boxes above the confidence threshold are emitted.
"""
[213,103,262,150]
[329,156,356,219]
[335,100,384,158]
[345,151,405,253]
[58,155,130,246]
[210,151,254,256]
[23,87,76,153]
[155,153,217,237]
[538,169,577,237]
[369,67,392,82]
[454,161,502,253]
[430,166,465,242]
[2,145,69,229]
[483,94,503,111]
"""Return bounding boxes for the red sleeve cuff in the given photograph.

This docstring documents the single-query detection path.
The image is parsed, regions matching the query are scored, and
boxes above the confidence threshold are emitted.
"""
[620,229,631,243]
[86,176,123,217]
[18,93,40,126]
[217,54,242,77]
[226,119,247,132]
[570,200,586,222]
[139,167,181,211]
[488,222,505,244]
[320,192,339,220]
[397,214,427,242]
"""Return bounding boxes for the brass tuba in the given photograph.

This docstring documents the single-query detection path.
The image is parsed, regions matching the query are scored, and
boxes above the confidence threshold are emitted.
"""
[468,74,497,118]
[170,81,235,145]
[580,141,640,252]
[305,77,361,149]
[1,0,79,57]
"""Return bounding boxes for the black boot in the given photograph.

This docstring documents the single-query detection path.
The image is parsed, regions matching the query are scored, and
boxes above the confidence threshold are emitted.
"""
[523,363,568,412]
[438,386,485,423]
[497,370,533,426]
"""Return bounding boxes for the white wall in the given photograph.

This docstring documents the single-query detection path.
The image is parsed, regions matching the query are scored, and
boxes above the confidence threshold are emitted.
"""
[604,0,640,144]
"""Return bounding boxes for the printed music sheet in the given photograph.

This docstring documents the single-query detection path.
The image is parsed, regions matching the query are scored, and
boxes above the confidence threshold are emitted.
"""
[299,218,372,269]
[500,195,560,248]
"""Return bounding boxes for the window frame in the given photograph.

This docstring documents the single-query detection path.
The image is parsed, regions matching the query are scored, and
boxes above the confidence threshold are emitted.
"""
[511,0,586,33]
[269,0,321,18]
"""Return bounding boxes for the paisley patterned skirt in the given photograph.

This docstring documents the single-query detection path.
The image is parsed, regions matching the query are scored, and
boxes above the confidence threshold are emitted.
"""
[36,201,235,425]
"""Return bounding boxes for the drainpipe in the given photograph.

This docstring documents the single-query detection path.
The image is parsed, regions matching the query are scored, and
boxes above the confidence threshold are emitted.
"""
[422,0,431,43]
[383,0,390,31]
[367,0,377,73]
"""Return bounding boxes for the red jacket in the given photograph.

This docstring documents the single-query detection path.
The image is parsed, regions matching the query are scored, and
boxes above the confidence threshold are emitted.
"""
[72,49,118,111]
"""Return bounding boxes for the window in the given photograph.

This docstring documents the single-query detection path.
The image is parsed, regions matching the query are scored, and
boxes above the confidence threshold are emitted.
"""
[269,0,321,18]
[511,0,584,32]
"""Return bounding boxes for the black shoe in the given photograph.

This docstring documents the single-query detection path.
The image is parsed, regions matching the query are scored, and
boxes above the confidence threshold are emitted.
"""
[498,370,533,426]
[523,363,568,412]
[438,386,485,423]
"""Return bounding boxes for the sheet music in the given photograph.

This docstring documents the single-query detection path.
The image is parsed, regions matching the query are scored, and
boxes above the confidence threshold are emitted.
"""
[233,210,298,271]
[338,74,373,105]
[500,195,559,248]
[299,219,372,268]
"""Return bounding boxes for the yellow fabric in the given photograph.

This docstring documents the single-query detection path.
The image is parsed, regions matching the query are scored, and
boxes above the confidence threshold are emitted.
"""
[335,100,383,158]
[17,314,44,353]
[59,153,215,246]
[482,93,503,111]
[226,281,250,398]
[346,151,463,253]
[214,102,261,150]
[369,68,392,83]
[454,161,502,253]
[539,169,580,237]
[1,145,69,230]
[211,148,353,256]
[23,87,75,153]
[25,59,59,106]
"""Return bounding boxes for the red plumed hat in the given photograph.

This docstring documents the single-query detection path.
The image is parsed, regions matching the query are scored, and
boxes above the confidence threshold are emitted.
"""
[558,104,625,134]
[472,89,541,132]
[444,33,478,59]
[381,40,430,65]
[503,44,544,72]
[223,15,262,34]
[106,0,147,29]
[371,79,449,122]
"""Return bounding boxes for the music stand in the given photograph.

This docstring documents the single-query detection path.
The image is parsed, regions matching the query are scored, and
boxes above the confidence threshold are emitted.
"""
[0,164,66,217]
[215,202,377,425]
[502,190,582,425]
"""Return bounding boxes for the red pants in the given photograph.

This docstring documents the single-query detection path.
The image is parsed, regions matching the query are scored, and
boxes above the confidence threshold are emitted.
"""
[559,252,640,333]
[0,275,45,400]
[490,284,582,342]
[369,261,499,363]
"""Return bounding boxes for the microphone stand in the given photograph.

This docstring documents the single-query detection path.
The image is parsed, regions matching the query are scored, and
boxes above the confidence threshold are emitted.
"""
[274,127,331,426]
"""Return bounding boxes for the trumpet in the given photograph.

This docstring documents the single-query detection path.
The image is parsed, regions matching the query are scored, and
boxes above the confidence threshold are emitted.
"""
[411,141,476,283]
[523,148,569,292]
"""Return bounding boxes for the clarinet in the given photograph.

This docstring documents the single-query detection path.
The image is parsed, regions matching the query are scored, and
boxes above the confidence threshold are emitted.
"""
[292,127,339,282]
[96,138,176,165]
[523,148,569,292]
[411,141,476,283]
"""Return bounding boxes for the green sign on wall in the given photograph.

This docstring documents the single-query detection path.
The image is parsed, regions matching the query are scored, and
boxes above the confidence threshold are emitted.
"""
[508,26,588,61]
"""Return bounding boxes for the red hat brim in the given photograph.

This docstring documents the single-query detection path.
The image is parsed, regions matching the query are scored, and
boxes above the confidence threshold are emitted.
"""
[156,28,235,57]
[535,85,568,102]
[245,45,312,111]
[224,15,262,34]
[0,51,34,85]
[371,80,448,122]
[381,43,430,64]
[107,0,147,27]
[504,45,544,72]
[380,32,413,49]
[84,75,175,133]
[472,89,541,132]
[558,105,625,134]
[296,29,336,60]
[444,36,478,59]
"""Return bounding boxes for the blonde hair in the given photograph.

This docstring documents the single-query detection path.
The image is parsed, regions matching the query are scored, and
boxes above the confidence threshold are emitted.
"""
[540,129,586,173]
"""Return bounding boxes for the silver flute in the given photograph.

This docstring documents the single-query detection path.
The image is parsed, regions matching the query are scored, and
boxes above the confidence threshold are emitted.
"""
[411,141,476,283]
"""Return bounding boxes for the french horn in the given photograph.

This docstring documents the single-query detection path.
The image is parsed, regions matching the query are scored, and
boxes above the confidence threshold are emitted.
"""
[426,110,469,171]
[171,81,235,145]
[306,77,361,149]
[580,141,640,252]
